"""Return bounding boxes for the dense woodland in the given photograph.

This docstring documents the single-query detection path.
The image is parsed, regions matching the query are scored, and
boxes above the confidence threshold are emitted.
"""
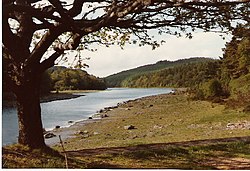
[41,66,107,93]
[105,25,250,108]
[3,66,106,100]
[104,57,213,87]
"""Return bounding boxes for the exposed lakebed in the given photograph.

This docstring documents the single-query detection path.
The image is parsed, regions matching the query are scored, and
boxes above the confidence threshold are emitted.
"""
[2,88,173,145]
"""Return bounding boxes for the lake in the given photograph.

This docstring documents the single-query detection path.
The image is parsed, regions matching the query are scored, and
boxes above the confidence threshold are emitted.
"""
[2,88,173,145]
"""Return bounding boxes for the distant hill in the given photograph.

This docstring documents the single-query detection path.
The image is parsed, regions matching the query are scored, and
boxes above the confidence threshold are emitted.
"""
[104,57,215,87]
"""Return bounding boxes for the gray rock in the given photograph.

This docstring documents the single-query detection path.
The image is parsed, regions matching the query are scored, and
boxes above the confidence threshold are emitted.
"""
[226,123,236,129]
[153,125,163,129]
[124,125,135,130]
[42,128,47,134]
[76,130,89,135]
[82,134,89,138]
[44,132,56,139]
[101,114,108,118]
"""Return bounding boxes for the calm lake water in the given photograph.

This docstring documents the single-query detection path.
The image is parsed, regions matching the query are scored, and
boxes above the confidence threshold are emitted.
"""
[2,88,173,145]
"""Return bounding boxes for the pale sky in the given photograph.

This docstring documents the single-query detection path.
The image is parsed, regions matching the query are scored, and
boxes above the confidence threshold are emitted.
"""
[79,32,230,77]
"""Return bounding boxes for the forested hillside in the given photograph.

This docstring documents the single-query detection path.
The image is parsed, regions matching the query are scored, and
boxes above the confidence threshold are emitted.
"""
[105,57,213,87]
[120,59,219,88]
[45,66,107,92]
[105,24,250,110]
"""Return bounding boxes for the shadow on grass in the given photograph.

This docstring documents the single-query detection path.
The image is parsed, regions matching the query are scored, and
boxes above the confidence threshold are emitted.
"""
[3,136,250,169]
[67,136,250,169]
[2,144,121,168]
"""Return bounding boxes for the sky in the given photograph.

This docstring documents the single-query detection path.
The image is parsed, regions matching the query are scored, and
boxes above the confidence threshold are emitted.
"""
[1,1,233,79]
[78,31,230,78]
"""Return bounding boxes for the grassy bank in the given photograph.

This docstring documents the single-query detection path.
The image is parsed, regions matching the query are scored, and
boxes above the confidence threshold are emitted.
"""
[55,93,250,150]
[2,93,250,169]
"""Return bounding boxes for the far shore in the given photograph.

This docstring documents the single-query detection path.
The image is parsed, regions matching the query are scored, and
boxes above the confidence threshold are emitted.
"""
[2,90,102,108]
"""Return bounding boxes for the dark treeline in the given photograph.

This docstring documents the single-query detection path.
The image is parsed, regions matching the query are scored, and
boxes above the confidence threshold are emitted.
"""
[41,66,107,93]
[3,66,106,101]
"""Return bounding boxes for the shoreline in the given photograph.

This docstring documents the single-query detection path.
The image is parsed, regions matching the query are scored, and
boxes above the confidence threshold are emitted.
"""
[3,88,174,146]
[44,89,183,146]
[44,92,171,145]
[50,90,250,151]
[2,90,101,108]
[3,88,250,169]
[44,88,180,145]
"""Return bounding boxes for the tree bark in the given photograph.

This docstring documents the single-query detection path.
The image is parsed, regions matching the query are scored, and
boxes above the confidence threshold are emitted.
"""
[16,75,46,148]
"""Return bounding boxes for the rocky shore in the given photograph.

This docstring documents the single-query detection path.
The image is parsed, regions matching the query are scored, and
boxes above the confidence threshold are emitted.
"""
[3,90,250,169]
[47,91,250,152]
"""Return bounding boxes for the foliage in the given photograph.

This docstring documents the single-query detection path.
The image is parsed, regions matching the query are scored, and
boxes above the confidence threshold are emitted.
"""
[105,57,214,87]
[221,25,250,82]
[200,79,223,99]
[47,66,107,91]
[120,59,219,88]
[3,0,249,94]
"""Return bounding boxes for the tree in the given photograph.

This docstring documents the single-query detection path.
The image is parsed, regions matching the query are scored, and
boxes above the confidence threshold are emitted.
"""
[3,0,249,148]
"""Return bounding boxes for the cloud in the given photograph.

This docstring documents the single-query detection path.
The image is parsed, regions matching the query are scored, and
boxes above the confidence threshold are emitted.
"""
[80,32,229,77]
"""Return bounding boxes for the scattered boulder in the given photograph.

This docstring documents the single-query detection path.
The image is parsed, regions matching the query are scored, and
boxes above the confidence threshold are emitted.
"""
[82,134,89,138]
[226,123,236,129]
[44,132,56,139]
[101,114,108,118]
[42,128,47,134]
[55,125,60,129]
[93,132,100,135]
[226,121,250,130]
[124,125,135,130]
[88,117,92,119]
[76,130,88,135]
[76,131,84,135]
[129,135,138,139]
[243,105,250,113]
[68,120,74,124]
[153,125,163,129]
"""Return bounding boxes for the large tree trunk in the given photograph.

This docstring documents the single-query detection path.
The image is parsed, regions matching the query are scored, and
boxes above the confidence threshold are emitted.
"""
[15,76,46,148]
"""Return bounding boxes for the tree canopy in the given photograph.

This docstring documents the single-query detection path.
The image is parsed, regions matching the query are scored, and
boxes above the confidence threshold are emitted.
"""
[2,0,250,148]
[3,0,250,87]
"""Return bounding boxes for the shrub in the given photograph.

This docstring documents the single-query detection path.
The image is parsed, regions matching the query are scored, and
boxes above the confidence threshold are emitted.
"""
[201,79,223,98]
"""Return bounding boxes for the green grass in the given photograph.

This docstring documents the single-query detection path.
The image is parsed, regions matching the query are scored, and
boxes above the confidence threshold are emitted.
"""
[3,141,250,169]
[66,141,250,169]
[3,93,250,169]
[56,94,250,150]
